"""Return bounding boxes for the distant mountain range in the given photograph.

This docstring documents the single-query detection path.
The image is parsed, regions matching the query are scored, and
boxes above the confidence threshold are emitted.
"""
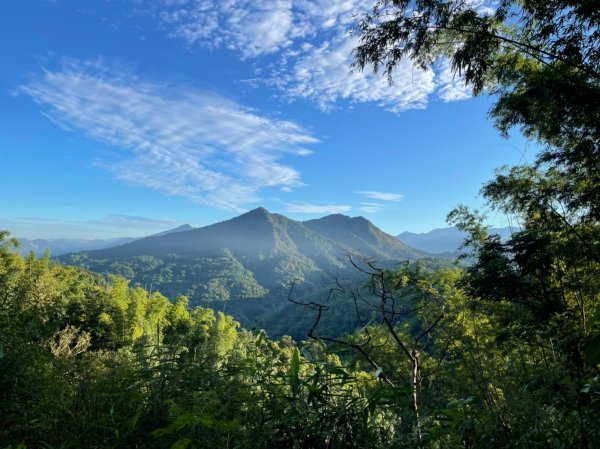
[58,208,451,338]
[15,224,194,256]
[59,207,430,302]
[16,216,516,260]
[397,226,517,254]
[10,210,519,338]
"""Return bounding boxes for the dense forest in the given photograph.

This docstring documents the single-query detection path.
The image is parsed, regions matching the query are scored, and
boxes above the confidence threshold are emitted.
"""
[2,0,600,447]
[56,209,452,340]
[1,218,599,448]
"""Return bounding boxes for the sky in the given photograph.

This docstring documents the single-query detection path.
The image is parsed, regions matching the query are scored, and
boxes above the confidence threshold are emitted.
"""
[0,0,534,240]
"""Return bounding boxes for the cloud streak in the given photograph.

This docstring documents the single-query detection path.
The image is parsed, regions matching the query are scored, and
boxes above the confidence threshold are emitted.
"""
[1,214,180,239]
[20,59,318,211]
[152,0,473,112]
[358,202,384,213]
[83,214,179,229]
[285,203,351,214]
[358,191,404,202]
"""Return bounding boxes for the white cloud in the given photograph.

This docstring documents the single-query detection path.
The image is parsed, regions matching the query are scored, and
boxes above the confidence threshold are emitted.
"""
[467,0,498,16]
[358,191,404,202]
[160,0,298,58]
[358,202,384,213]
[84,214,179,229]
[294,0,371,33]
[20,59,318,211]
[285,203,351,214]
[156,0,370,57]
[435,59,472,102]
[277,35,436,112]
[151,0,471,112]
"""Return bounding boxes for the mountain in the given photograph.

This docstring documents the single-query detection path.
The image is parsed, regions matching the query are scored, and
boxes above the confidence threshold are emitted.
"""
[150,223,195,237]
[15,224,194,257]
[58,209,451,338]
[303,214,424,259]
[16,237,137,257]
[397,226,517,254]
[59,208,429,303]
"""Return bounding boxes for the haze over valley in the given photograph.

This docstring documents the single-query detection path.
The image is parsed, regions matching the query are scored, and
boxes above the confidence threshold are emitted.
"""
[55,208,454,338]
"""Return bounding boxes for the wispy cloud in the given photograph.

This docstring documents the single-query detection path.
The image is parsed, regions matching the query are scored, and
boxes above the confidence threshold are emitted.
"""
[156,0,367,58]
[274,36,435,112]
[159,0,296,58]
[17,216,63,223]
[20,59,318,211]
[285,203,351,214]
[151,0,472,112]
[358,191,404,202]
[1,214,180,239]
[358,202,384,213]
[83,214,179,229]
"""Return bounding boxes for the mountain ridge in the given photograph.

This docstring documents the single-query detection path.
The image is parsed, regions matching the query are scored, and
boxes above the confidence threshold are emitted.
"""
[59,208,432,306]
[14,223,194,257]
[397,226,517,254]
[78,208,424,261]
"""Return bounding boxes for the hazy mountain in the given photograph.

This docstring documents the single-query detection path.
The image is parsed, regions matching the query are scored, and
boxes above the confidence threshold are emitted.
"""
[59,208,429,305]
[397,226,517,254]
[150,223,195,237]
[303,214,424,259]
[16,237,137,257]
[15,224,194,257]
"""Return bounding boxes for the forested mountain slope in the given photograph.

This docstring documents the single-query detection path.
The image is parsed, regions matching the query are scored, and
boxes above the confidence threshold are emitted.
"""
[57,208,448,338]
[304,213,425,259]
[15,223,194,257]
[398,226,515,254]
[59,208,430,305]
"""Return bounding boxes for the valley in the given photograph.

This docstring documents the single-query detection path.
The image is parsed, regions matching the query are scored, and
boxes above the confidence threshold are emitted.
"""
[57,207,452,338]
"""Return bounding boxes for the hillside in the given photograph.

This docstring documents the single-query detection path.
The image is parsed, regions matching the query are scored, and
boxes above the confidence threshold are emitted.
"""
[59,208,432,307]
[15,223,194,257]
[398,226,516,254]
[16,236,137,257]
[304,213,424,259]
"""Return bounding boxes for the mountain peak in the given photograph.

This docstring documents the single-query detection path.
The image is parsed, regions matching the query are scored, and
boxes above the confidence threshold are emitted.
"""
[171,224,194,232]
[233,207,276,225]
[244,207,270,215]
[303,213,414,258]
[58,208,430,310]
[308,213,372,228]
[151,223,194,237]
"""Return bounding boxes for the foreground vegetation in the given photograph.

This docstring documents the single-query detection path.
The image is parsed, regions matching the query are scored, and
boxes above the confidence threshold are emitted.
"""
[1,227,599,448]
[2,0,599,447]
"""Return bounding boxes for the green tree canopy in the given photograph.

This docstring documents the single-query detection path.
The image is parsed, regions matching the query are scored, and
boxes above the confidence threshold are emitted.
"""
[354,0,600,222]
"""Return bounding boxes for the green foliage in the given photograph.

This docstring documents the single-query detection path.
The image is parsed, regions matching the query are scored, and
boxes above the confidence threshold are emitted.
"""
[2,224,600,447]
[351,3,600,446]
[56,209,437,338]
[0,234,400,448]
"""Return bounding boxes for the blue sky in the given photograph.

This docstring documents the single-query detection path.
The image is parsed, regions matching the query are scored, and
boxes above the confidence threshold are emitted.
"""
[0,0,533,239]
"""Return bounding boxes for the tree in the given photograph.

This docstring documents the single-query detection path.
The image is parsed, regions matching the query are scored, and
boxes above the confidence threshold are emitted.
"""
[447,200,600,447]
[353,0,600,222]
[353,2,600,446]
[289,259,460,445]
